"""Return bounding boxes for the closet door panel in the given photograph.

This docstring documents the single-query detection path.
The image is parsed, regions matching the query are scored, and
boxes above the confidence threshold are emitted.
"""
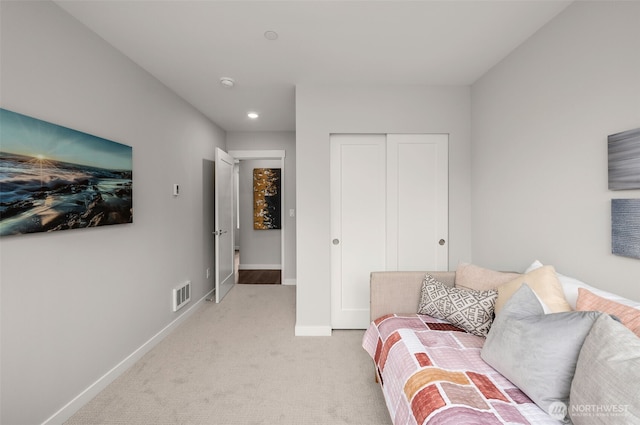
[330,134,387,329]
[331,133,448,329]
[387,134,449,271]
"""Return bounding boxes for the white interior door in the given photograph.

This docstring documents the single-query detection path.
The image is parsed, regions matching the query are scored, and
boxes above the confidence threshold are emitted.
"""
[330,134,387,329]
[386,134,449,270]
[215,148,235,303]
[331,133,449,329]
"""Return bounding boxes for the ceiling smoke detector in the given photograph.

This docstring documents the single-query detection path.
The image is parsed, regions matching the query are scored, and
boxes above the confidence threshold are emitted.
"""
[219,77,235,88]
[264,30,279,41]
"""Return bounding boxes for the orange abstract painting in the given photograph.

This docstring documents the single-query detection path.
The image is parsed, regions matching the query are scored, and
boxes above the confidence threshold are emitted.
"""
[253,168,281,230]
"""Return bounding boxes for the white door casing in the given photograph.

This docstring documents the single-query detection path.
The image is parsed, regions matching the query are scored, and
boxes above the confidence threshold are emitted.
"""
[215,148,235,303]
[331,134,449,329]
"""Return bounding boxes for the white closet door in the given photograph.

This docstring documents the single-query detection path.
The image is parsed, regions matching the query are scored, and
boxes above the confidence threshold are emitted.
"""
[330,134,387,329]
[331,133,449,329]
[386,134,449,271]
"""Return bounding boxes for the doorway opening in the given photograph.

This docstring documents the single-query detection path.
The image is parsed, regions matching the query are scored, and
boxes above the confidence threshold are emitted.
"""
[230,150,286,286]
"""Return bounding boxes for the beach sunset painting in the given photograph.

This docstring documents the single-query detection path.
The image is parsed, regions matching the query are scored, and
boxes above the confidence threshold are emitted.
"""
[0,108,133,236]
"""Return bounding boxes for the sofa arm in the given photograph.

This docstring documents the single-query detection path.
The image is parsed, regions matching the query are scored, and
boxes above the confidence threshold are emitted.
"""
[369,271,456,322]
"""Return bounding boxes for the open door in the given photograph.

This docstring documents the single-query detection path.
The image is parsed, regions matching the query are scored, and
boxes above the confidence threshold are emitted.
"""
[215,148,235,303]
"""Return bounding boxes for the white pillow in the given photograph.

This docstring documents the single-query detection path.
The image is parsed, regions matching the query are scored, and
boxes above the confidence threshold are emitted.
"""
[526,260,640,310]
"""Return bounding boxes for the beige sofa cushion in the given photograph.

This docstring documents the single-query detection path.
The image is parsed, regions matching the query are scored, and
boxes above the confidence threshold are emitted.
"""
[369,271,456,322]
[455,262,521,291]
[495,265,571,315]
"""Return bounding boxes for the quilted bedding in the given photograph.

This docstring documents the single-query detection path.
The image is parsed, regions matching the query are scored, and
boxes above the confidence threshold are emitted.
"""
[363,314,561,425]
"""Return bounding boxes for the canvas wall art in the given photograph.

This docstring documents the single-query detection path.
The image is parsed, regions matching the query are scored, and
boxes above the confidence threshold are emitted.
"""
[253,168,281,230]
[611,198,640,259]
[0,108,133,236]
[608,127,640,190]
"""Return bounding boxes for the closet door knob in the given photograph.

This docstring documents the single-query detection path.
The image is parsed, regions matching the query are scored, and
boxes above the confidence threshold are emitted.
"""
[332,238,340,245]
[439,239,446,246]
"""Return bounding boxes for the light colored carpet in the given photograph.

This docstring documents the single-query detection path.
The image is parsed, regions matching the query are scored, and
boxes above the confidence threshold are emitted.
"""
[65,284,390,425]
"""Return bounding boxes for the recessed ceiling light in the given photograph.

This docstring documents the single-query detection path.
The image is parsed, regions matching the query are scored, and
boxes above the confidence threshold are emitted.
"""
[247,112,259,119]
[264,30,279,41]
[220,77,235,88]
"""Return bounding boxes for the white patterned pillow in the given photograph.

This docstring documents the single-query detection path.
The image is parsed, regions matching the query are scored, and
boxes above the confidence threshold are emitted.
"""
[418,274,498,337]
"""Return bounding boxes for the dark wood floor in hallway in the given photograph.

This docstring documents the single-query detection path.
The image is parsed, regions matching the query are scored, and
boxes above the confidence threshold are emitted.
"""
[237,269,281,284]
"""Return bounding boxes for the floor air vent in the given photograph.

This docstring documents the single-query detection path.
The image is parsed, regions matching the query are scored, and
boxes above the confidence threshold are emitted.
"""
[173,281,191,312]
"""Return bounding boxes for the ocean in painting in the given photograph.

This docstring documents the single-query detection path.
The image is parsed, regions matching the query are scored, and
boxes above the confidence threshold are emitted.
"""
[0,108,133,236]
[0,152,132,236]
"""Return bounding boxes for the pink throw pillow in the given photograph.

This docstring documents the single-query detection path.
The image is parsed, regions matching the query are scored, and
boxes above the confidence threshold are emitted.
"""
[576,288,640,337]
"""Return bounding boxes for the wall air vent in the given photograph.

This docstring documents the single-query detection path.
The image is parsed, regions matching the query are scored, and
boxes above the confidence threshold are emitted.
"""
[173,281,191,312]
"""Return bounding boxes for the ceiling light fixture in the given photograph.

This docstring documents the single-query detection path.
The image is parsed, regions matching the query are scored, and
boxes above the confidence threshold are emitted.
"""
[247,112,259,119]
[219,77,235,88]
[264,30,279,41]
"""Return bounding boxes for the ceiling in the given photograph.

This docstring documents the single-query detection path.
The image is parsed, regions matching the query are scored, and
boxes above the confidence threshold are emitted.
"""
[54,0,571,133]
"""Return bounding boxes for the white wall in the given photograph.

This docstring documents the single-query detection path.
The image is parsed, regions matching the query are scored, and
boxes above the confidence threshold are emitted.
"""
[471,1,640,300]
[295,85,472,335]
[0,2,226,424]
[226,131,296,282]
[238,159,282,269]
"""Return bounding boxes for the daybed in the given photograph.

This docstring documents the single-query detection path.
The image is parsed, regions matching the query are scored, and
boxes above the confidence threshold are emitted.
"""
[363,263,640,425]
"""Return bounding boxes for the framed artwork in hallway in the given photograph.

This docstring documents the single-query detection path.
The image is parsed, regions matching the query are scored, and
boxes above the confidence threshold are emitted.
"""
[253,167,281,230]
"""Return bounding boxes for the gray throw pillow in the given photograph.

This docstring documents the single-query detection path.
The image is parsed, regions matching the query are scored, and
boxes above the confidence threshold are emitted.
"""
[480,284,601,423]
[569,314,640,424]
[418,274,497,337]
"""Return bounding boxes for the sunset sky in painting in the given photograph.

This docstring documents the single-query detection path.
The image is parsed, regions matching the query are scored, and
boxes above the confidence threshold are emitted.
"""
[0,108,132,171]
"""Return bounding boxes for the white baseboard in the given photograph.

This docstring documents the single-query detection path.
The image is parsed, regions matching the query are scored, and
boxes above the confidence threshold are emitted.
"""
[42,289,214,425]
[282,278,296,286]
[238,263,282,270]
[294,324,332,336]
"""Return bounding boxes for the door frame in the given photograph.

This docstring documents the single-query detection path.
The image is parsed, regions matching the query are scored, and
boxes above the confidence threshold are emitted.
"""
[228,150,287,284]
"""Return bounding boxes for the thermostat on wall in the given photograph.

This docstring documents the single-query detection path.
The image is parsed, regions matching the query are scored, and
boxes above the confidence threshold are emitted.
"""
[173,184,180,196]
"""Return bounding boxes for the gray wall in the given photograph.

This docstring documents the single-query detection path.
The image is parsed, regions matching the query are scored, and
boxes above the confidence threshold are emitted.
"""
[471,1,640,301]
[0,2,225,424]
[295,85,472,335]
[227,131,297,283]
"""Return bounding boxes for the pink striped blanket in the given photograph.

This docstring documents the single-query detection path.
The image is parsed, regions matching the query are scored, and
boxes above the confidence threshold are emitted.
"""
[362,314,561,425]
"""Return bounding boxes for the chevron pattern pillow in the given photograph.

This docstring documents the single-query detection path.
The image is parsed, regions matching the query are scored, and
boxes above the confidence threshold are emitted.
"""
[418,274,498,337]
